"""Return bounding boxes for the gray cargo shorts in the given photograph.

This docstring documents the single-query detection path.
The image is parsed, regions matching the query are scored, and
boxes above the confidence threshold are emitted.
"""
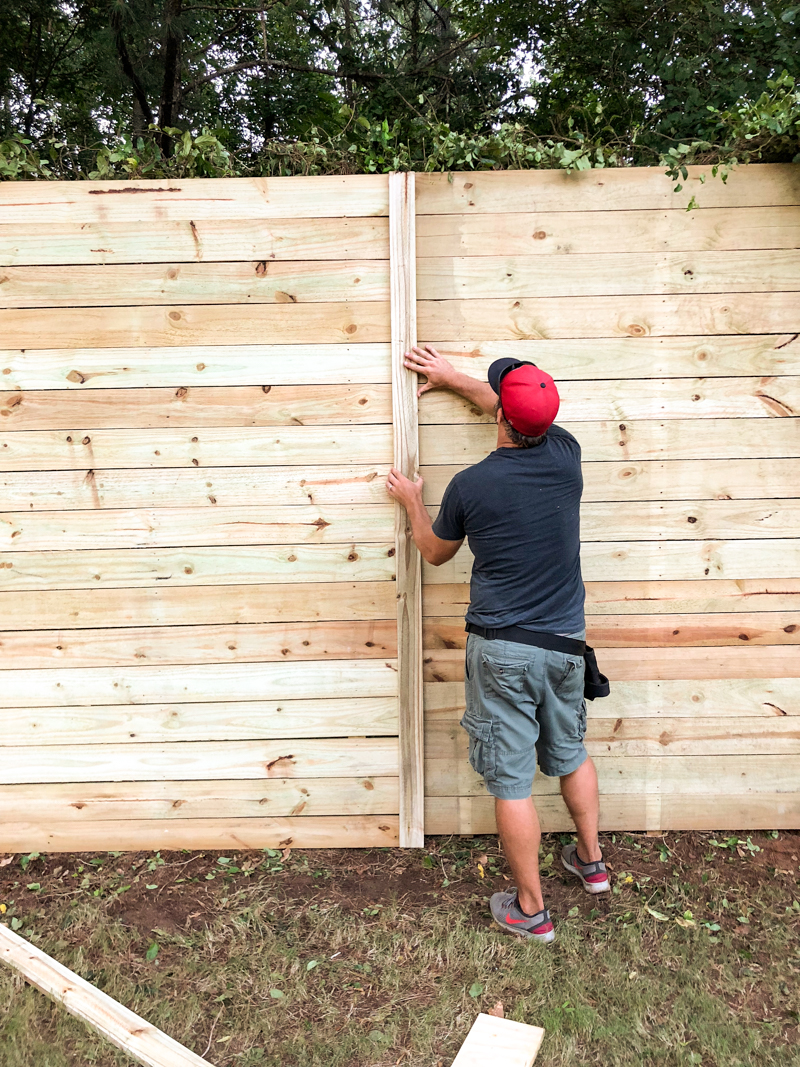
[461,631,588,800]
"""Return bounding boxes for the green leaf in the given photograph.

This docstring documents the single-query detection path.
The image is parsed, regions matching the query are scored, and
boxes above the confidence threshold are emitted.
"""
[10,917,23,931]
[421,855,434,869]
[26,883,41,892]
[145,943,159,961]
[646,907,670,922]
[306,960,319,971]
[269,988,285,999]
[468,982,484,998]
[568,906,579,918]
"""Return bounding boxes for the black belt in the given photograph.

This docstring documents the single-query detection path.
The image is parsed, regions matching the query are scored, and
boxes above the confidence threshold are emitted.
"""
[465,621,610,700]
[465,621,585,656]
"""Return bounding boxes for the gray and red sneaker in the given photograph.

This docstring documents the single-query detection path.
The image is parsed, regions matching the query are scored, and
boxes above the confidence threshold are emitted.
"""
[561,844,610,893]
[489,890,555,943]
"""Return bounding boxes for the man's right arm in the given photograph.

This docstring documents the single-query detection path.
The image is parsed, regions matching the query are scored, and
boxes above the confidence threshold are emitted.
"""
[404,344,496,414]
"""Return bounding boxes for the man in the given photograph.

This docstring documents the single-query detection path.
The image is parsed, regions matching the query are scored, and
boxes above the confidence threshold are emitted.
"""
[386,344,609,943]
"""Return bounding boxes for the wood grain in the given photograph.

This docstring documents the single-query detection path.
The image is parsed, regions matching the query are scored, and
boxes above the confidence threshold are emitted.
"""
[452,1013,544,1067]
[416,206,800,256]
[0,216,389,265]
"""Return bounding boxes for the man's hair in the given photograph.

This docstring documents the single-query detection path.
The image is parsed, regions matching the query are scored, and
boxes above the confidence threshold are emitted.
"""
[494,399,545,448]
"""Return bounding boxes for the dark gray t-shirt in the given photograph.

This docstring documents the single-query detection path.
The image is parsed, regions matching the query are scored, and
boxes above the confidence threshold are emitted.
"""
[432,425,585,634]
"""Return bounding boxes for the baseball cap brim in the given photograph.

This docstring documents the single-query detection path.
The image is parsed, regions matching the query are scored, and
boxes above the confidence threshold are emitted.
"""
[487,358,535,394]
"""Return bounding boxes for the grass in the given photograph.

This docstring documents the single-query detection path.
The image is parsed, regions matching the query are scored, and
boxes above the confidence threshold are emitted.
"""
[0,831,798,1067]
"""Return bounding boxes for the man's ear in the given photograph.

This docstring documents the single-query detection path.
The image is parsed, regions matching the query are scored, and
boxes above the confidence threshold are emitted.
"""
[495,404,504,425]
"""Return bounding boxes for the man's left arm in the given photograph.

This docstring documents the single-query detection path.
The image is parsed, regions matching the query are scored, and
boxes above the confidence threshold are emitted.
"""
[385,468,463,566]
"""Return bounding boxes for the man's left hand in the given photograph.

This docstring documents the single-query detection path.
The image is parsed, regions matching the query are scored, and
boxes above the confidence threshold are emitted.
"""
[386,467,424,511]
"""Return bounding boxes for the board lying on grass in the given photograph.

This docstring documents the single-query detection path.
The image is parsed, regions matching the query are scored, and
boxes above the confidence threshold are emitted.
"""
[0,923,214,1067]
[451,1012,545,1067]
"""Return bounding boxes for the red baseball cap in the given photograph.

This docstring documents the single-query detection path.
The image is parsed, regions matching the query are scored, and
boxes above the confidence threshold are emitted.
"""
[487,358,560,437]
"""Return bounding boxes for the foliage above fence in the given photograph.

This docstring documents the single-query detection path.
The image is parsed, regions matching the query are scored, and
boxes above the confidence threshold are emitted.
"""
[2,73,798,185]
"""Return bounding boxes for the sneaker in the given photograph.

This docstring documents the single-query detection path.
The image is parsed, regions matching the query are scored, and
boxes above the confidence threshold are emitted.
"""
[489,890,555,943]
[561,844,610,894]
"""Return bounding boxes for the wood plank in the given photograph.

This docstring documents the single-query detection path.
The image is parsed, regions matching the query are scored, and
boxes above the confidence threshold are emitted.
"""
[423,613,800,650]
[0,216,389,265]
[424,678,800,718]
[0,814,400,852]
[414,164,800,213]
[425,753,800,796]
[0,698,399,746]
[0,343,392,390]
[0,504,393,551]
[0,175,390,223]
[0,620,398,670]
[423,646,799,682]
[0,580,396,628]
[384,336,800,380]
[0,465,392,510]
[2,736,399,784]
[0,924,213,1067]
[426,717,800,759]
[418,251,800,299]
[452,1013,544,1067]
[0,342,392,390]
[419,376,800,423]
[0,301,390,349]
[422,458,800,505]
[0,777,398,820]
[424,580,800,616]
[0,384,392,429]
[416,206,800,256]
[423,793,800,834]
[0,425,394,471]
[0,553,396,596]
[390,170,424,849]
[0,659,399,708]
[0,260,389,308]
[423,501,800,544]
[417,293,800,340]
[420,419,800,463]
[423,539,800,584]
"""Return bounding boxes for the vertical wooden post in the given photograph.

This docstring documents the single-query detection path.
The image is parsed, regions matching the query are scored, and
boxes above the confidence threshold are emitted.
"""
[389,171,424,848]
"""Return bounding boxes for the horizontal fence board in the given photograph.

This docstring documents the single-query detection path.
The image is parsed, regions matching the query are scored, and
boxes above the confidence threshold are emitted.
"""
[424,678,799,718]
[404,336,800,380]
[0,343,393,391]
[0,216,390,266]
[426,717,800,759]
[0,175,390,223]
[424,580,800,616]
[0,659,399,708]
[417,293,800,340]
[420,420,800,463]
[424,613,799,650]
[425,753,800,796]
[0,620,398,670]
[1,261,390,309]
[0,555,396,596]
[4,337,797,391]
[0,465,391,511]
[419,377,800,423]
[424,539,800,584]
[0,425,394,471]
[415,206,800,256]
[422,458,800,505]
[423,793,800,834]
[0,343,392,390]
[0,815,400,852]
[0,777,399,820]
[423,646,799,682]
[415,164,800,213]
[0,301,391,349]
[0,698,399,746]
[425,501,800,544]
[1,736,399,784]
[417,251,800,299]
[0,504,394,551]
[0,384,392,429]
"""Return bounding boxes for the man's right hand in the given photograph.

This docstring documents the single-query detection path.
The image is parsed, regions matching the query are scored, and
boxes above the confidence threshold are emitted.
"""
[404,344,456,397]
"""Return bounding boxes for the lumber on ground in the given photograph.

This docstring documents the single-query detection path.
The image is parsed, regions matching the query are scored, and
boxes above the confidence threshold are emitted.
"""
[0,923,214,1067]
[451,1013,544,1067]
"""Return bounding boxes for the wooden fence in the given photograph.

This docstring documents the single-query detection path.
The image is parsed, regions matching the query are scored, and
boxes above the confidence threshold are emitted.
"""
[0,164,798,851]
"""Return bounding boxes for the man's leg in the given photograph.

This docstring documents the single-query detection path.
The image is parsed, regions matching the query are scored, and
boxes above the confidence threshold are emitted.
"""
[495,796,544,915]
[560,756,602,862]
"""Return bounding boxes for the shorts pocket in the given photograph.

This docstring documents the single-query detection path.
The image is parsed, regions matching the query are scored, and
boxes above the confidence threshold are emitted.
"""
[552,655,584,699]
[460,710,495,781]
[480,653,528,699]
[577,699,587,741]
